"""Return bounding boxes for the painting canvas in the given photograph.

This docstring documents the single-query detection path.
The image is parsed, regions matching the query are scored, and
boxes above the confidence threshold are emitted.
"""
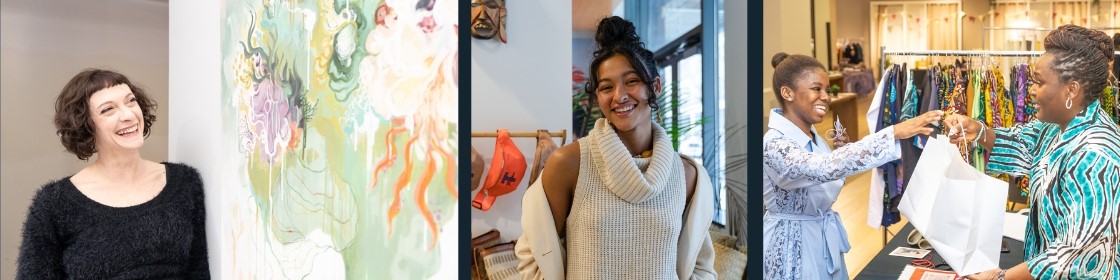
[220,0,458,278]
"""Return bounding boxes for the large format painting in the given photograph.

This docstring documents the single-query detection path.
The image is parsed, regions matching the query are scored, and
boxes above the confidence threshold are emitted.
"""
[220,0,458,278]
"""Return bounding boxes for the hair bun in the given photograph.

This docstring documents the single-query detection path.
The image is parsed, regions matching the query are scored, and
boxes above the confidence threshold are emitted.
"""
[594,16,643,51]
[771,52,790,68]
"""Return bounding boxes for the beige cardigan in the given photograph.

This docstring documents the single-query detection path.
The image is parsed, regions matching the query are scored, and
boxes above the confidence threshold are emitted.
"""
[514,156,718,280]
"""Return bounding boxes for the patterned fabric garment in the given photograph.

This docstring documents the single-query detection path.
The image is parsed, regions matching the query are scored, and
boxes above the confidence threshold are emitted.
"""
[762,108,901,280]
[879,65,904,226]
[1013,65,1033,197]
[987,100,1120,279]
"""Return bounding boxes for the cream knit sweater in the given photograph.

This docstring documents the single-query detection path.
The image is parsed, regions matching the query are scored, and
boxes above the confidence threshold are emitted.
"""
[565,119,686,279]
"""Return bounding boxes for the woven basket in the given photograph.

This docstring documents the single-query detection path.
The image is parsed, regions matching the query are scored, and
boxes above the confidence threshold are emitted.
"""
[709,227,747,280]
[481,241,520,280]
[472,229,503,280]
[713,241,747,280]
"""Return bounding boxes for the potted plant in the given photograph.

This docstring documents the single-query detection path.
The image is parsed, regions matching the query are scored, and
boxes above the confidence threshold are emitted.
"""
[828,84,841,97]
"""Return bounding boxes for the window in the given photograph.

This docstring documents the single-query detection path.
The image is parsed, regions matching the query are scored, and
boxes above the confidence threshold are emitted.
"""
[631,0,726,225]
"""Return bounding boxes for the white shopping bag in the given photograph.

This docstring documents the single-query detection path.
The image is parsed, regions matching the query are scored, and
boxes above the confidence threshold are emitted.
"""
[898,136,1007,276]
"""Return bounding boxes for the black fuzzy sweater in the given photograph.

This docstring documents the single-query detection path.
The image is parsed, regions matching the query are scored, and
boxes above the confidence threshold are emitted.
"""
[17,162,210,279]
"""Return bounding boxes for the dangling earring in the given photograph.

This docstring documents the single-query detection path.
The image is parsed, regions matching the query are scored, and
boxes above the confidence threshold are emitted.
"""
[1065,96,1073,110]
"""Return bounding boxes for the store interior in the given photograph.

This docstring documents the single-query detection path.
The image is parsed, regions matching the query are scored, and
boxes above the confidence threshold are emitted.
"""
[470,0,749,279]
[765,0,1120,277]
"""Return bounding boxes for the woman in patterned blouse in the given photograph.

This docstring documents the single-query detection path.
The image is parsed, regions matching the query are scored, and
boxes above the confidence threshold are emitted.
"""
[762,52,944,279]
[947,25,1120,280]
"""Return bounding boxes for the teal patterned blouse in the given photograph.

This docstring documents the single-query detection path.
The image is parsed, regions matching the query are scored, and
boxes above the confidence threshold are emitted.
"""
[987,100,1120,279]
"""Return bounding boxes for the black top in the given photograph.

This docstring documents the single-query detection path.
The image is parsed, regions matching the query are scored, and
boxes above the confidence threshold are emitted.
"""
[17,162,210,280]
[843,43,864,65]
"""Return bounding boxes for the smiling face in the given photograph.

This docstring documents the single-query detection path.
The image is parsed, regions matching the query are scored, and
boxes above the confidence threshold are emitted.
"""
[780,68,831,125]
[88,83,146,154]
[594,54,660,132]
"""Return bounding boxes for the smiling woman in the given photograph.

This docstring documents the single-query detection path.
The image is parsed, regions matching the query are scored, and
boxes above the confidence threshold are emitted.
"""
[761,53,944,279]
[514,16,718,280]
[17,69,209,279]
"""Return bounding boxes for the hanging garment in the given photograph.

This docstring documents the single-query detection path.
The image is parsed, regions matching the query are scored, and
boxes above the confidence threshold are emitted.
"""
[899,67,936,196]
[916,65,944,148]
[471,146,486,191]
[843,43,864,65]
[1022,64,1039,122]
[900,69,923,121]
[879,64,905,227]
[527,130,558,186]
[865,65,895,228]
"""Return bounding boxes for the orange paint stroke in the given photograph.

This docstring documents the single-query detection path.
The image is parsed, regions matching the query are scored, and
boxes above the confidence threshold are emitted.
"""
[415,157,438,250]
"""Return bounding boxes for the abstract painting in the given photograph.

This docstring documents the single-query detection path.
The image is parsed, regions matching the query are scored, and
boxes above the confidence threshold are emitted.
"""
[220,0,458,278]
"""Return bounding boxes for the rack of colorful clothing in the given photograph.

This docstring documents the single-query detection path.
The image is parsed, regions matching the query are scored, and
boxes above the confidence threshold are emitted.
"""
[866,49,1120,245]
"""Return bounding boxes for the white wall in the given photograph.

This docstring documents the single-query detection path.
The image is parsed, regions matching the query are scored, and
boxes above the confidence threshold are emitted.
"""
[0,0,169,277]
[168,0,220,277]
[814,0,833,64]
[470,0,572,239]
[763,0,814,130]
[837,0,992,72]
[835,0,872,54]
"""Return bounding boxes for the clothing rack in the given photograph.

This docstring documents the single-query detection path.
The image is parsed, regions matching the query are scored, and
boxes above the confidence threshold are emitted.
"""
[874,49,1044,245]
[879,48,1044,80]
[471,130,568,145]
[875,47,1120,245]
[883,49,1045,57]
[879,47,1120,74]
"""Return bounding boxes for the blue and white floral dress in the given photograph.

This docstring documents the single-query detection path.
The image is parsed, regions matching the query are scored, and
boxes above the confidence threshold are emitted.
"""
[762,108,902,279]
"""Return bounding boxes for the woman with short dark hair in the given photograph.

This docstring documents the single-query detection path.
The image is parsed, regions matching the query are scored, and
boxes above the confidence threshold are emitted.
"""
[17,69,209,279]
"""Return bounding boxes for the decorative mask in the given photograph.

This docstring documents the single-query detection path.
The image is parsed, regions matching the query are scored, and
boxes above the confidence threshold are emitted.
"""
[471,0,506,43]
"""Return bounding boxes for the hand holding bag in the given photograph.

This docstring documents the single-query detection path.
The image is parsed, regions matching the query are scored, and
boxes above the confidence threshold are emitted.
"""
[898,135,1007,276]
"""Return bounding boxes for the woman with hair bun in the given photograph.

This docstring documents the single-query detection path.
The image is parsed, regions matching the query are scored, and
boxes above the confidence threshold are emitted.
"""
[762,53,943,279]
[514,16,717,279]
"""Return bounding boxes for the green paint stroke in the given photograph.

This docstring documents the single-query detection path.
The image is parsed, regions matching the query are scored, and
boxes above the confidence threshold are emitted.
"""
[220,0,458,278]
